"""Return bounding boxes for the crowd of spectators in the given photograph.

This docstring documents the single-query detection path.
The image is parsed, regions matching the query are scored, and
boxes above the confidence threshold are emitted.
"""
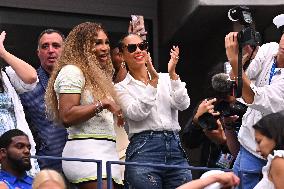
[1,11,284,189]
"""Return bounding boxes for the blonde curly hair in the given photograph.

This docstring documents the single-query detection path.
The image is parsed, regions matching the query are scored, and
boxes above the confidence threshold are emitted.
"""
[45,22,116,122]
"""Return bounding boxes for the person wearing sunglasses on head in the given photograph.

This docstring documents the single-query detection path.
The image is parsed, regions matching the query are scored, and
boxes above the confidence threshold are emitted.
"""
[115,33,192,189]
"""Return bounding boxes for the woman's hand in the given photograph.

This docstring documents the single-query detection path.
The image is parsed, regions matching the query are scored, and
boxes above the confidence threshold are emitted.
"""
[101,98,125,127]
[168,46,180,80]
[0,31,7,58]
[0,31,37,84]
[146,52,159,88]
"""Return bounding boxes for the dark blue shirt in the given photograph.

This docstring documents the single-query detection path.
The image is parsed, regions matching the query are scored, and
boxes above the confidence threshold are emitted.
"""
[20,66,68,171]
[0,170,33,189]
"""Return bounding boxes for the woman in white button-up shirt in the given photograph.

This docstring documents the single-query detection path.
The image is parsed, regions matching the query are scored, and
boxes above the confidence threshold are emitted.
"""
[115,33,192,189]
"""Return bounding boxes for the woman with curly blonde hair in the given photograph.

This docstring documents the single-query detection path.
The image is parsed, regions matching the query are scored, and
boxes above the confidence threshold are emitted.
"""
[45,22,124,189]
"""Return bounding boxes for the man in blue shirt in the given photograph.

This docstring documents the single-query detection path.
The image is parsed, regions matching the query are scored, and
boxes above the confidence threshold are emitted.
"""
[20,29,67,171]
[0,129,33,189]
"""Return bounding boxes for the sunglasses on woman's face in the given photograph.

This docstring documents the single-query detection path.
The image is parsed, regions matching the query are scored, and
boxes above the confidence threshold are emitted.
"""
[123,41,148,53]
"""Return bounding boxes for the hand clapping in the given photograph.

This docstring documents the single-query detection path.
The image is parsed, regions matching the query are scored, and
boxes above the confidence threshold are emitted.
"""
[146,52,159,88]
[168,46,180,80]
[0,31,7,57]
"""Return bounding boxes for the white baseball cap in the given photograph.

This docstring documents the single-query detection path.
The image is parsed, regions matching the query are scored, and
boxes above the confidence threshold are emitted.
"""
[200,170,225,189]
[273,14,284,33]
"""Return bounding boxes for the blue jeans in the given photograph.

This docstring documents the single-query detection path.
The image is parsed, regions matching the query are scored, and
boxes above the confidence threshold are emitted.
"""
[233,146,266,189]
[125,131,192,189]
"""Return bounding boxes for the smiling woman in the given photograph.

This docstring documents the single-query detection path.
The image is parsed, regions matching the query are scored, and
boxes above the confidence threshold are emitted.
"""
[115,33,192,189]
[45,22,123,189]
[93,33,110,64]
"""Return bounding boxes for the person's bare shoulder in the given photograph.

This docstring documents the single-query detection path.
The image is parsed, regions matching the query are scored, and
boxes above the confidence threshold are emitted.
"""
[271,156,284,173]
[270,156,284,188]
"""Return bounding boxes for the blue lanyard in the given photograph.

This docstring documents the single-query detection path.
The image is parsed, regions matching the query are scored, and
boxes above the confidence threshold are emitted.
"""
[268,59,277,85]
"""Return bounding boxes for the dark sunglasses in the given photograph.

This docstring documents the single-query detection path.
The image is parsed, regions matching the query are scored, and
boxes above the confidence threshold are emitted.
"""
[123,41,148,53]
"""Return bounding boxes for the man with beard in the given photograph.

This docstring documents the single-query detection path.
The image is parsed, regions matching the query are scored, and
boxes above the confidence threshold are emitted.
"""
[0,129,33,189]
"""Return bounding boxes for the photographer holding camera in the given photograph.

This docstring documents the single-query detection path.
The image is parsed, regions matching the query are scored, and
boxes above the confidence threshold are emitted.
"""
[181,98,230,173]
[225,10,284,188]
[181,97,244,178]
[182,63,247,176]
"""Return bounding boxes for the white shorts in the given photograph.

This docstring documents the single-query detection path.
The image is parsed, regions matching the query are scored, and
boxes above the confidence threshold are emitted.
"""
[62,139,123,184]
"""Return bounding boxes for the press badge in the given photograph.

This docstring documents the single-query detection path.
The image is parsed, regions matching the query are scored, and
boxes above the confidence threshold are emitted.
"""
[216,153,234,169]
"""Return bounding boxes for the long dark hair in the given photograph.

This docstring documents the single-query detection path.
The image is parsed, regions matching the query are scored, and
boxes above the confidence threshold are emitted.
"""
[253,112,284,151]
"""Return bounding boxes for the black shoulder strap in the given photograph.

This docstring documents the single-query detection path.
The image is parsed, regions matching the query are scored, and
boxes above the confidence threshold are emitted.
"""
[2,66,11,81]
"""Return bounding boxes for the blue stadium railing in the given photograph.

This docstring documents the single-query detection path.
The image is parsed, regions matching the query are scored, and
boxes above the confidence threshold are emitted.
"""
[106,161,231,189]
[32,155,260,189]
[31,155,103,189]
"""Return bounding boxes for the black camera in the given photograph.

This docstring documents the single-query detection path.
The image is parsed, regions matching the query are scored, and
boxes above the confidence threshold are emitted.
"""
[228,6,261,47]
[197,100,247,131]
[215,100,247,118]
[197,112,218,131]
[198,71,248,131]
[228,6,261,97]
[211,72,247,118]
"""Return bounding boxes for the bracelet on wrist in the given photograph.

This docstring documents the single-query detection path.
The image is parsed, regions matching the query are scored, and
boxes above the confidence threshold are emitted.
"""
[98,100,103,111]
[94,100,103,114]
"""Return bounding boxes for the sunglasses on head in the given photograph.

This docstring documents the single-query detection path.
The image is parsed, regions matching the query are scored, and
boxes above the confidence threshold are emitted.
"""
[123,41,148,53]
